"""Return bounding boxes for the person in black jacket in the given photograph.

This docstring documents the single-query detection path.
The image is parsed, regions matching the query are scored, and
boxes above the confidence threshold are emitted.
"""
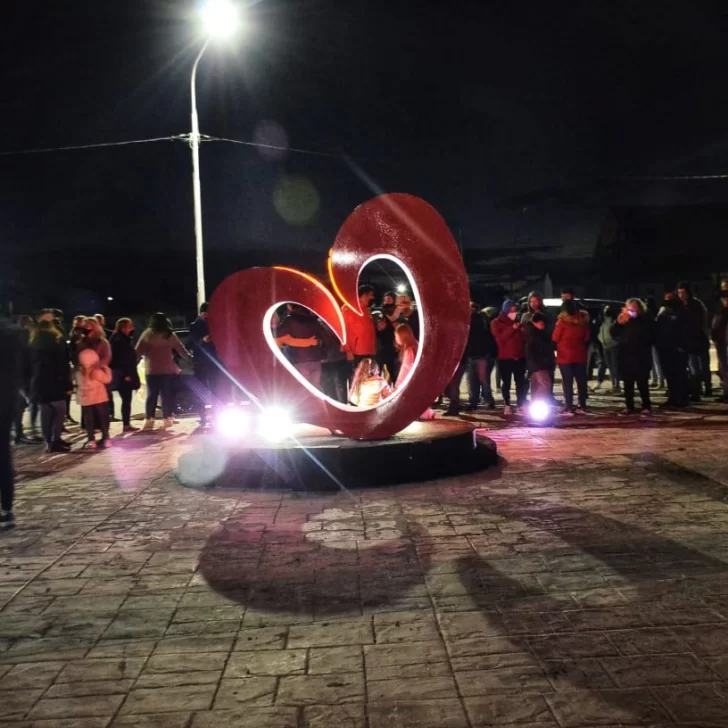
[29,320,73,452]
[656,292,690,408]
[677,282,711,400]
[611,298,655,415]
[110,318,141,432]
[524,312,555,401]
[1,318,22,526]
[466,303,497,410]
[189,303,219,427]
[13,315,42,444]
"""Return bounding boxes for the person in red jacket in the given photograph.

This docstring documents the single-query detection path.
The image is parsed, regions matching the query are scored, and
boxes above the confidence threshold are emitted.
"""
[490,300,527,415]
[342,285,377,369]
[552,299,591,415]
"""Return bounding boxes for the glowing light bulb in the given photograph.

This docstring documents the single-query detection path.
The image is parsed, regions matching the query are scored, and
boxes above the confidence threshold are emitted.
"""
[529,400,550,422]
[200,0,240,39]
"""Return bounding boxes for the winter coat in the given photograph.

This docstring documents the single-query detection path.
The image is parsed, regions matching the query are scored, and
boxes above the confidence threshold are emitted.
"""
[611,315,655,379]
[491,314,526,360]
[110,333,141,390]
[29,330,73,404]
[681,297,709,354]
[76,365,112,407]
[656,305,690,355]
[552,310,590,365]
[466,311,497,358]
[189,316,218,371]
[524,323,555,374]
[136,331,189,375]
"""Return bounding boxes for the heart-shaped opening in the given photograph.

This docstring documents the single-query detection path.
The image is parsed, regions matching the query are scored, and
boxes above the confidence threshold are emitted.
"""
[262,256,424,414]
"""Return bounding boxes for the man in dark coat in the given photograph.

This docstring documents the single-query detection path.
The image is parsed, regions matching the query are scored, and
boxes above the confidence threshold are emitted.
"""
[656,292,690,408]
[466,303,497,410]
[677,282,711,400]
[0,318,22,526]
[189,303,220,427]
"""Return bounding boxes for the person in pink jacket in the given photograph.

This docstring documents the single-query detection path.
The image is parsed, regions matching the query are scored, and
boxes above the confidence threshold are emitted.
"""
[76,348,113,450]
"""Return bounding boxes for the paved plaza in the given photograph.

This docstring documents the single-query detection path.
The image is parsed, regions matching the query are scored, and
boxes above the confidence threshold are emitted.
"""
[2,394,728,726]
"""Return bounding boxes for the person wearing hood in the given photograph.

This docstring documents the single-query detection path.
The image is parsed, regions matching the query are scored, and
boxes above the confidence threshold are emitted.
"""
[491,300,526,415]
[521,291,550,328]
[552,299,590,415]
[677,282,711,400]
[657,291,690,408]
[596,305,621,394]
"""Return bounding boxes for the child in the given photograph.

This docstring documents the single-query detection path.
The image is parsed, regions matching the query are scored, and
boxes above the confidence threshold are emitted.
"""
[76,348,113,449]
[349,358,392,406]
[525,312,555,402]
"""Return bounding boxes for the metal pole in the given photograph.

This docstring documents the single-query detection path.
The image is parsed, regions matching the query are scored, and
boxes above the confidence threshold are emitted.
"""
[191,39,210,311]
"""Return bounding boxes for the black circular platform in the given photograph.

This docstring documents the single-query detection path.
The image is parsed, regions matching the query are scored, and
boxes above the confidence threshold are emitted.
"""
[176,420,498,491]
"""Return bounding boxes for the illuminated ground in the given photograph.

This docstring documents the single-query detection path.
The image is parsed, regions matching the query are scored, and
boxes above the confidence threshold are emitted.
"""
[3,400,728,726]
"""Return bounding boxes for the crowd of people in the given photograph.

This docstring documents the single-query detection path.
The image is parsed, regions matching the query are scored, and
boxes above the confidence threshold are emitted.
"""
[2,278,727,527]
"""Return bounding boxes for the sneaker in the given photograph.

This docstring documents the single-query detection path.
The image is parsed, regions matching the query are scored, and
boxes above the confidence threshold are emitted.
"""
[163,417,174,430]
[0,511,15,528]
[141,419,155,431]
[65,415,78,424]
[486,399,496,409]
[98,439,112,449]
[503,405,513,416]
[590,382,603,393]
[123,424,138,433]
[15,435,42,445]
[83,440,98,451]
[575,408,587,415]
[640,408,653,416]
[619,408,636,416]
[560,408,575,417]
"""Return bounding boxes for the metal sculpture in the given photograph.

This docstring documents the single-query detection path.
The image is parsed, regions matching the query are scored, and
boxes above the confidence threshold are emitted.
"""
[208,193,470,440]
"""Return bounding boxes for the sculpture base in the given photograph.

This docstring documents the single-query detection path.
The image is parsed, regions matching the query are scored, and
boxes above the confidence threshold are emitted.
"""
[177,420,498,491]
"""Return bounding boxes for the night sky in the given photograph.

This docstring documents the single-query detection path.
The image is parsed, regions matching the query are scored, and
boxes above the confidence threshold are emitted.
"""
[2,1,727,315]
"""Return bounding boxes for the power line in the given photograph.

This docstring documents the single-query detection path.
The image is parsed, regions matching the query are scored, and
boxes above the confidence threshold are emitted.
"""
[208,135,347,160]
[0,135,186,157]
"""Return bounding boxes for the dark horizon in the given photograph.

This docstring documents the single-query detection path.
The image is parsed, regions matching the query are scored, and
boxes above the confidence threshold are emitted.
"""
[2,0,728,315]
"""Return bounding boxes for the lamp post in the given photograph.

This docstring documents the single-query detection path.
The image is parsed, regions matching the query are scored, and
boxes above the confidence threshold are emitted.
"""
[190,0,240,310]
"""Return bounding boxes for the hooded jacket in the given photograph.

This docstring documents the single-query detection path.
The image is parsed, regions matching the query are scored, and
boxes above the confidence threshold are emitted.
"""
[491,302,526,360]
[520,291,550,328]
[552,309,590,365]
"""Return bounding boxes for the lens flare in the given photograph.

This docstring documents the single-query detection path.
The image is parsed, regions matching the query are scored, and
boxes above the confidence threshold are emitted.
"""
[529,400,550,422]
[217,407,249,438]
[259,407,293,442]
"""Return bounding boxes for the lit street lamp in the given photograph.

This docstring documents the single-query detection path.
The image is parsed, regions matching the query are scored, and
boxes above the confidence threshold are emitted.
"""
[190,0,240,310]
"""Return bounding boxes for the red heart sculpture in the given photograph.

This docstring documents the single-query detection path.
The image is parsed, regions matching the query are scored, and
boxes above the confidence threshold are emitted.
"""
[208,193,470,440]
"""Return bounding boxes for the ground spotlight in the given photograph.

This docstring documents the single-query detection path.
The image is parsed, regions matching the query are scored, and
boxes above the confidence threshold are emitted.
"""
[528,400,551,423]
[258,407,293,442]
[216,407,249,439]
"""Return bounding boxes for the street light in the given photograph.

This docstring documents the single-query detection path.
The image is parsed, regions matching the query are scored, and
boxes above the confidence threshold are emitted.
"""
[190,0,241,310]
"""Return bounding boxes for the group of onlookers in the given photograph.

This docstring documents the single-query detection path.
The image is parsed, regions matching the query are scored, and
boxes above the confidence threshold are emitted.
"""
[483,281,728,416]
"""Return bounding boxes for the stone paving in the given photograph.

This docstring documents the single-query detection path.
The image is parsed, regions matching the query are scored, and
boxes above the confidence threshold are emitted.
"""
[2,399,728,726]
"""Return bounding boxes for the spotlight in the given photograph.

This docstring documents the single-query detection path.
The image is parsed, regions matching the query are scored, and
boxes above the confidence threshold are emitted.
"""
[216,407,249,438]
[258,407,293,442]
[528,400,551,423]
[396,284,407,294]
